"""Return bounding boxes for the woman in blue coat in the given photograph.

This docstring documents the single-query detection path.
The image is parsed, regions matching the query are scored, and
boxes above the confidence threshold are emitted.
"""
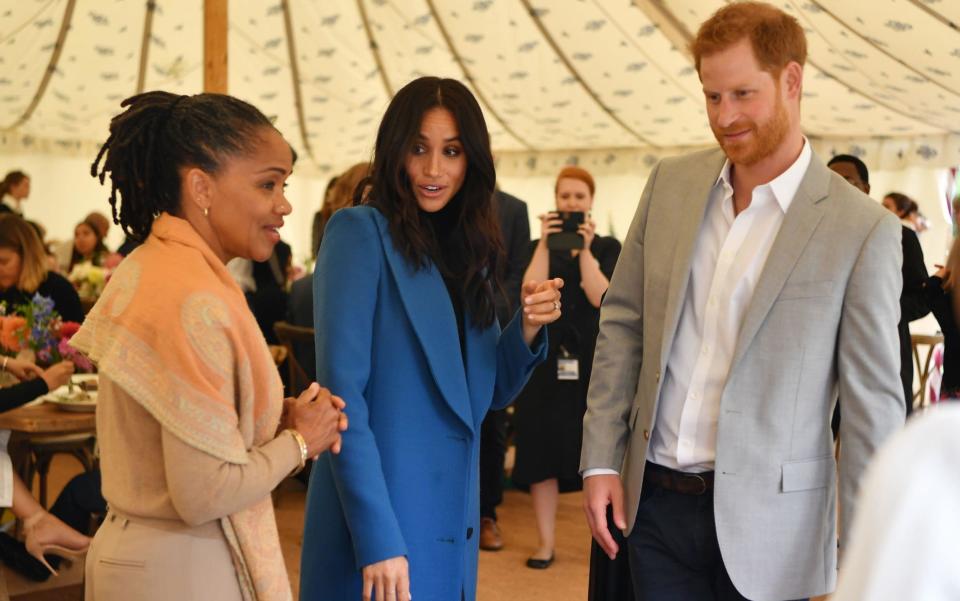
[301,76,564,601]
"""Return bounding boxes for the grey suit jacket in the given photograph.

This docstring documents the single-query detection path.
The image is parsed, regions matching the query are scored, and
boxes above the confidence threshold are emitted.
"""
[581,148,904,601]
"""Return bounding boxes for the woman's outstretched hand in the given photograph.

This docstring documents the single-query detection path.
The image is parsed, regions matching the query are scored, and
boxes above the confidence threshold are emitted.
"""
[521,277,564,346]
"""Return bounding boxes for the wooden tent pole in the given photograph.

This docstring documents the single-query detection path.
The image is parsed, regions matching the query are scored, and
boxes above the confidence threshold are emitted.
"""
[204,0,228,93]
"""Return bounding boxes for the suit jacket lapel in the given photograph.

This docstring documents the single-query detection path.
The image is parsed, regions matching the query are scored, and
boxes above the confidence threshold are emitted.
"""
[730,155,831,370]
[373,214,475,433]
[659,150,728,369]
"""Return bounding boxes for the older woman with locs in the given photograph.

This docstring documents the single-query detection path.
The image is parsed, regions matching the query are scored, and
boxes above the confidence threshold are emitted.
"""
[74,91,348,601]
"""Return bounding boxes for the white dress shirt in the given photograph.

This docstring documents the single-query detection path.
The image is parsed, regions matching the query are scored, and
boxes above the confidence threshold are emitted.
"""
[585,139,812,478]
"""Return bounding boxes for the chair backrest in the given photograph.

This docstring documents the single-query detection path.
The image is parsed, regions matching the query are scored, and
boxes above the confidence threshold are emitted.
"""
[273,321,315,394]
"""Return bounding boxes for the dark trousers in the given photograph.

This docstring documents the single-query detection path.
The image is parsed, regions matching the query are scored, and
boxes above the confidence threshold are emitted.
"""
[50,469,106,534]
[628,473,807,601]
[479,408,508,520]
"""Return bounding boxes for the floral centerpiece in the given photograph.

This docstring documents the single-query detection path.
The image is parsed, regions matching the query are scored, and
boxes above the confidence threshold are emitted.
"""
[67,262,107,299]
[67,252,123,299]
[0,293,92,371]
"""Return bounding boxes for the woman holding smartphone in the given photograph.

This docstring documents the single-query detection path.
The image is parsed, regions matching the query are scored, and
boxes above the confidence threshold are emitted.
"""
[513,166,621,568]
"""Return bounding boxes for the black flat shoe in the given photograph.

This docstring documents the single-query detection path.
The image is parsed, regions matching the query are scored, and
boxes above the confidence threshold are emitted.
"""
[525,554,554,569]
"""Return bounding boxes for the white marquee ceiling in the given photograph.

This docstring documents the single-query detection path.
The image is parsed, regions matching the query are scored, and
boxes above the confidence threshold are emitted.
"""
[2,0,960,178]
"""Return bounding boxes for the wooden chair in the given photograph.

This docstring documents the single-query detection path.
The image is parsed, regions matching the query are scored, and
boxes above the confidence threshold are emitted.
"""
[272,321,315,397]
[912,333,945,409]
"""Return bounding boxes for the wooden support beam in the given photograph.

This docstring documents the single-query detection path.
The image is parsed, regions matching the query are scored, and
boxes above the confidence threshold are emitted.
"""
[204,0,228,93]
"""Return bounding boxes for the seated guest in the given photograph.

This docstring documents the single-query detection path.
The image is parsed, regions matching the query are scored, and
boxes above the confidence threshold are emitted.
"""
[924,236,959,400]
[0,171,29,215]
[0,215,83,323]
[0,472,90,578]
[67,217,108,273]
[0,357,84,581]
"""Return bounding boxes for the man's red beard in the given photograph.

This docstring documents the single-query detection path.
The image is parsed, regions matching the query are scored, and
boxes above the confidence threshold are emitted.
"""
[712,98,789,166]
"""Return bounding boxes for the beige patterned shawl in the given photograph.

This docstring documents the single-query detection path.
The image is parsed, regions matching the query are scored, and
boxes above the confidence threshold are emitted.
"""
[71,213,290,601]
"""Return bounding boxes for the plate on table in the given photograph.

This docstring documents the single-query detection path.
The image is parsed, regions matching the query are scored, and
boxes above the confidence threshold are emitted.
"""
[43,386,97,412]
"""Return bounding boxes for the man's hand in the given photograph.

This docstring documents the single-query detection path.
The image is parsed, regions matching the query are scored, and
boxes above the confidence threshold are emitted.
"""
[583,474,626,560]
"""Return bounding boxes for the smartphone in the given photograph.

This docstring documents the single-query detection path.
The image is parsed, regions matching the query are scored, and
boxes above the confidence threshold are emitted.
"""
[547,211,585,251]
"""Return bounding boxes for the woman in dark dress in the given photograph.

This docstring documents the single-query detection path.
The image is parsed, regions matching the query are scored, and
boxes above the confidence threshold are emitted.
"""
[513,166,621,568]
[924,236,960,400]
[0,215,83,323]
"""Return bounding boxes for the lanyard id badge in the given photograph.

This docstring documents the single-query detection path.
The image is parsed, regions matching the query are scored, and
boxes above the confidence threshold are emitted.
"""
[557,346,579,381]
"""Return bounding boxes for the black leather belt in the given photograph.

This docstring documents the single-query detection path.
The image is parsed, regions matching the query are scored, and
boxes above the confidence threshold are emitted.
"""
[643,461,715,495]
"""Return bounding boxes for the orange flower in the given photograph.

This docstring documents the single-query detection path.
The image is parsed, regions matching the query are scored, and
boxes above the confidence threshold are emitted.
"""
[0,316,26,353]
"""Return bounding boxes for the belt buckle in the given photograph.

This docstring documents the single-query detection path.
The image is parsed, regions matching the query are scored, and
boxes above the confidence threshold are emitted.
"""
[689,474,707,495]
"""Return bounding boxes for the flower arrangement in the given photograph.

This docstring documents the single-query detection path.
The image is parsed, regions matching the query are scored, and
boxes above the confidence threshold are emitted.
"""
[67,262,107,299]
[68,253,123,299]
[0,294,92,371]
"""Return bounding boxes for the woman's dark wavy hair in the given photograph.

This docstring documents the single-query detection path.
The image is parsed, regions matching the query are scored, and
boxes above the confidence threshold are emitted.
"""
[90,91,275,241]
[365,76,502,328]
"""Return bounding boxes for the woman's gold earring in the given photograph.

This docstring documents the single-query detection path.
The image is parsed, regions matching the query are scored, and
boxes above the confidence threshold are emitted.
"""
[203,207,209,217]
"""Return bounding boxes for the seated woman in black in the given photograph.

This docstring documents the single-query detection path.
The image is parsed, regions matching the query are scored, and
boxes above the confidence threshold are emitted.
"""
[0,356,85,581]
[0,215,83,323]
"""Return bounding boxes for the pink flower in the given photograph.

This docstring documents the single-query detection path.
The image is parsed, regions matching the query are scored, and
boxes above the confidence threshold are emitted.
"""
[102,253,123,270]
[58,338,93,372]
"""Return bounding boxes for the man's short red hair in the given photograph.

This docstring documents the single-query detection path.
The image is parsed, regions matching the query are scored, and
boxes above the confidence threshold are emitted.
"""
[691,1,807,77]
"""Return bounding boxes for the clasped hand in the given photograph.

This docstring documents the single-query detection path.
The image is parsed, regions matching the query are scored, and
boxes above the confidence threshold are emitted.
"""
[281,383,349,457]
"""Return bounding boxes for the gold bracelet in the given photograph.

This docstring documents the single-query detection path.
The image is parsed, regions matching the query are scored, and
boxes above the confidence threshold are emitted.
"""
[287,429,308,476]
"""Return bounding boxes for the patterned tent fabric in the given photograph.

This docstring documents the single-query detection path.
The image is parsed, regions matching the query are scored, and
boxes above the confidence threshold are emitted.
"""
[2,0,960,177]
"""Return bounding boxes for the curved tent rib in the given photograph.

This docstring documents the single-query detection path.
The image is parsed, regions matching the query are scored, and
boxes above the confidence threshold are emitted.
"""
[281,0,313,160]
[423,0,534,151]
[799,0,960,123]
[2,0,77,132]
[597,0,700,106]
[784,6,957,135]
[357,0,396,98]
[135,0,158,94]
[905,0,960,35]
[518,0,657,148]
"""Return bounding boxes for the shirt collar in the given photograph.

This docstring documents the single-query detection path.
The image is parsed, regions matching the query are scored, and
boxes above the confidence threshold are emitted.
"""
[714,137,812,213]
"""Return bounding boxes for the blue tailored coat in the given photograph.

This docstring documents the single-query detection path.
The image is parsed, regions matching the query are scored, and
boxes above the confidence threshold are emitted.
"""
[300,206,547,601]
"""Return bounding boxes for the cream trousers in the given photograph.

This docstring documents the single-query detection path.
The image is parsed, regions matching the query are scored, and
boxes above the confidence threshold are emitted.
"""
[85,510,243,601]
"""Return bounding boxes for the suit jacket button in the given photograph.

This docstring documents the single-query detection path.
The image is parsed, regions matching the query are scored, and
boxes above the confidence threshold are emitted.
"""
[466,527,474,540]
[643,429,650,440]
